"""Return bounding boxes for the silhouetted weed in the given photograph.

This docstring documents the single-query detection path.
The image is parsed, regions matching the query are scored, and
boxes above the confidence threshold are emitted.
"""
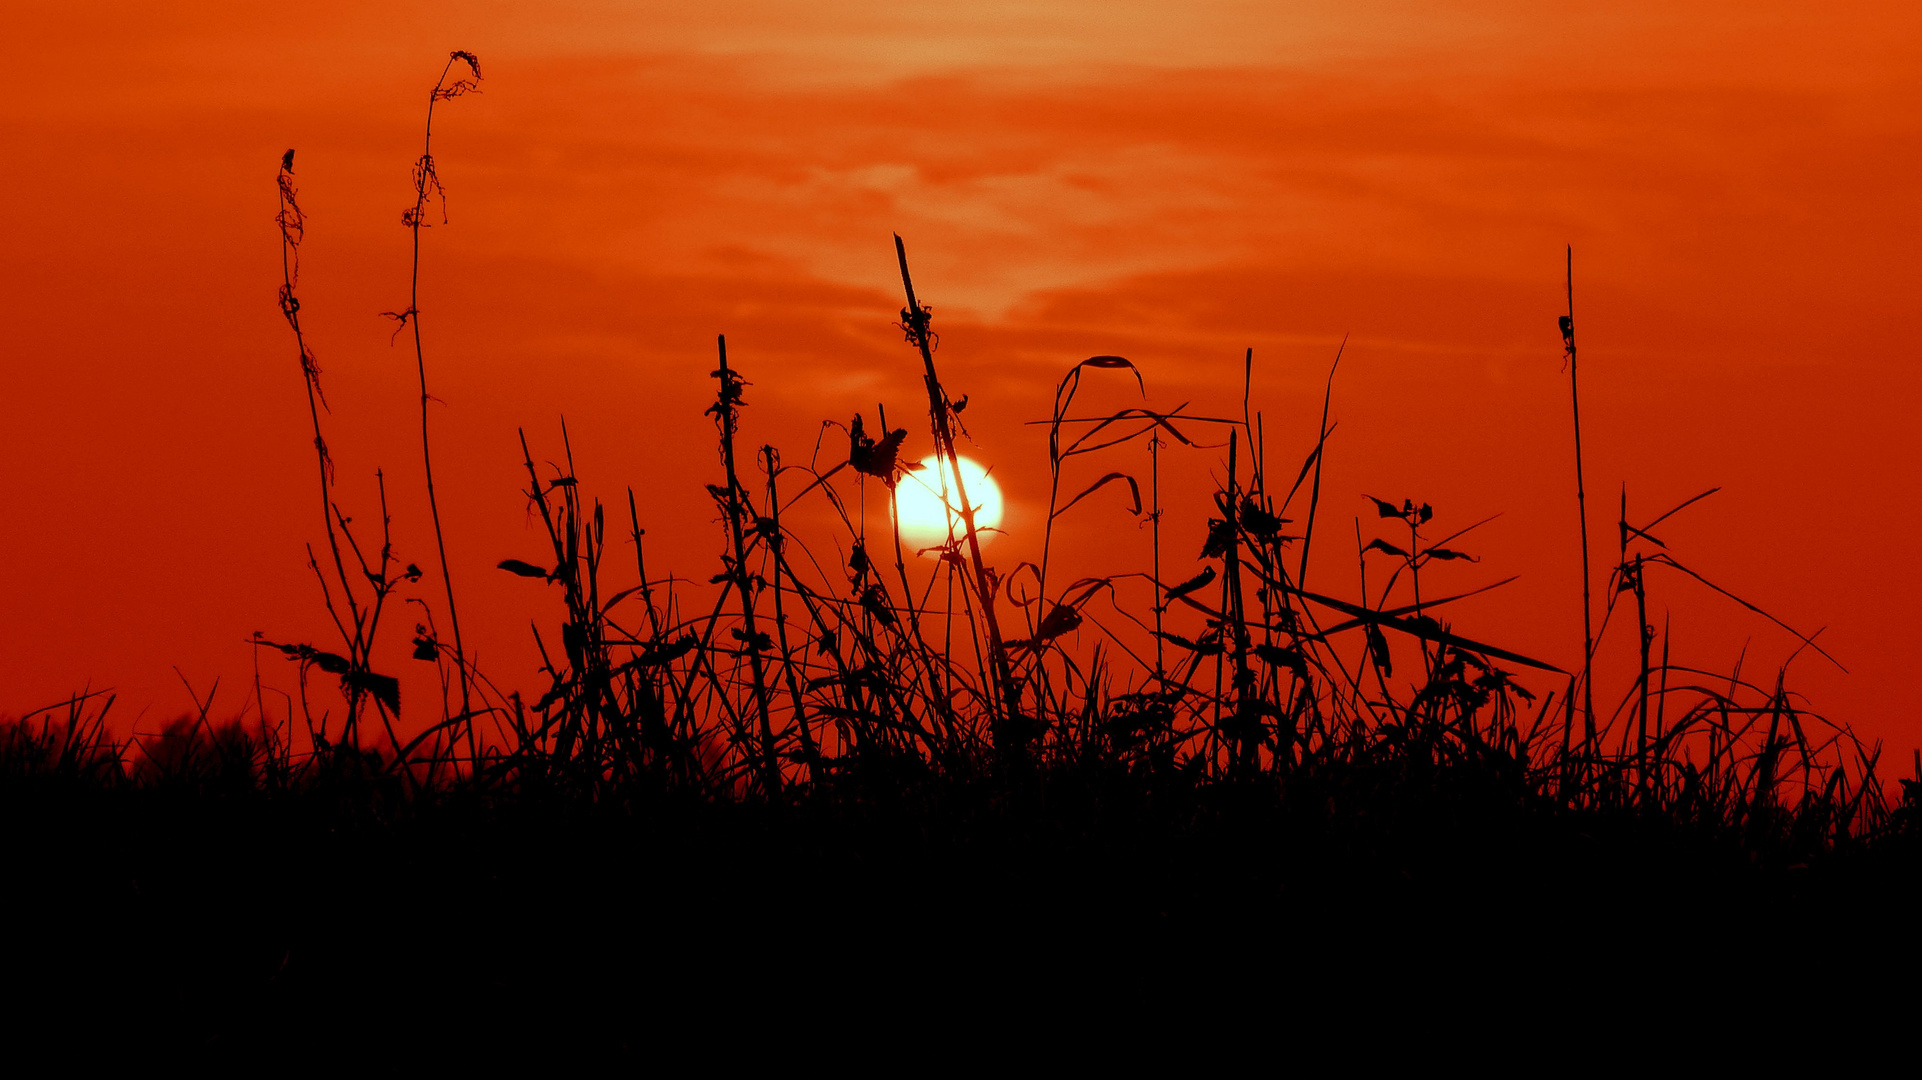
[6,55,1920,1058]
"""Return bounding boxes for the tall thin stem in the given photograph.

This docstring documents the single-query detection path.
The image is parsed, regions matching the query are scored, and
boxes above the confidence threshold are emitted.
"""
[276,152,372,741]
[403,52,482,761]
[893,235,1021,746]
[1563,245,1597,754]
[762,446,819,771]
[713,337,779,796]
[1150,433,1164,683]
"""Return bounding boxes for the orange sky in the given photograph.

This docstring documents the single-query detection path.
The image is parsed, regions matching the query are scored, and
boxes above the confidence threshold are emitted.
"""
[3,1,1918,753]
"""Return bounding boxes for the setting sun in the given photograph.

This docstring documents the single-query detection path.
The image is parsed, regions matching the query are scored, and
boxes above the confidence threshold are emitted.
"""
[893,455,1004,548]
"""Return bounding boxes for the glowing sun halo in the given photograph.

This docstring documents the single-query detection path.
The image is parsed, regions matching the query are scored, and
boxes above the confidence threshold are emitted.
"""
[894,455,1004,548]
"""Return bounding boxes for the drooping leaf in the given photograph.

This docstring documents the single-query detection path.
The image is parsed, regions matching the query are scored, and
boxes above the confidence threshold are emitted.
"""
[1366,624,1392,677]
[1363,538,1407,558]
[411,636,439,662]
[498,558,549,579]
[859,584,897,627]
[347,670,401,716]
[1163,566,1217,605]
[1423,548,1478,562]
[1032,603,1083,643]
[1054,356,1146,402]
[1053,472,1141,519]
[1366,496,1404,519]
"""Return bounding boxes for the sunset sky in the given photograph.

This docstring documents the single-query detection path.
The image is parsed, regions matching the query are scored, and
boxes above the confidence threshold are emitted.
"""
[2,1,1918,752]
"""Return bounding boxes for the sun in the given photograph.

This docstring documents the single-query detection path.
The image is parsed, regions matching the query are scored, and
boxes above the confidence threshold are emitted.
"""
[894,455,1004,549]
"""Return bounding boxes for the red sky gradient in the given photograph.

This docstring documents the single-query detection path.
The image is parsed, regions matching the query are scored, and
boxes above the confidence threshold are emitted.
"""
[3,2,1918,753]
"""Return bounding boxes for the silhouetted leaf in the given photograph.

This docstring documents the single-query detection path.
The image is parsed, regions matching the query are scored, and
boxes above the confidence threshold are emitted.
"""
[1366,625,1392,677]
[630,636,698,667]
[1163,566,1216,604]
[731,628,774,652]
[411,636,439,662]
[1053,472,1140,519]
[1057,356,1146,399]
[1033,603,1083,643]
[533,682,567,712]
[1366,496,1403,519]
[860,584,897,627]
[1240,498,1288,542]
[311,651,352,675]
[706,365,749,416]
[1200,517,1236,560]
[347,671,401,716]
[1424,548,1477,562]
[1154,630,1223,656]
[849,414,915,487]
[1253,643,1308,678]
[498,559,549,579]
[1278,579,1564,673]
[1364,538,1407,558]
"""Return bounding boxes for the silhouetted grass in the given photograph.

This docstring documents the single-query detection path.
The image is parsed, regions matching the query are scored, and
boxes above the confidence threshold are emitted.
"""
[5,54,1920,1056]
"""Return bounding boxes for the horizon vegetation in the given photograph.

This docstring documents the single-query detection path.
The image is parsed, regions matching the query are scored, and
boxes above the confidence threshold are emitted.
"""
[3,53,1913,879]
